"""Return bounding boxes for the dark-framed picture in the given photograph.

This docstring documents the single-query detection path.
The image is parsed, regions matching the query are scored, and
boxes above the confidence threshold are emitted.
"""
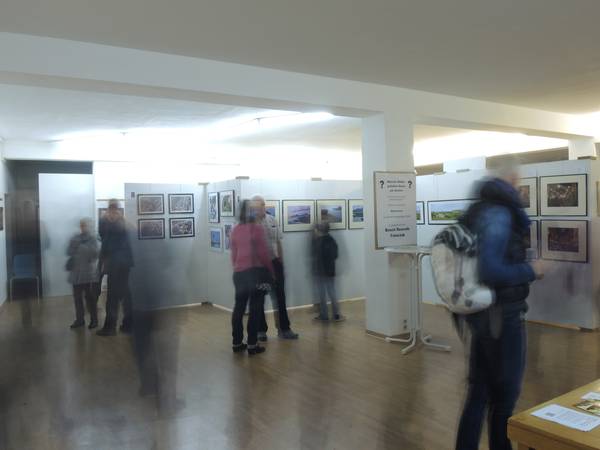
[219,190,235,217]
[316,199,346,230]
[427,199,475,225]
[208,192,219,223]
[138,218,165,240]
[525,220,539,260]
[223,223,234,252]
[137,194,164,215]
[265,200,281,226]
[168,193,194,214]
[540,174,587,216]
[169,217,195,238]
[210,227,223,252]
[282,200,315,232]
[347,199,364,230]
[518,178,538,216]
[540,220,588,263]
[416,201,425,225]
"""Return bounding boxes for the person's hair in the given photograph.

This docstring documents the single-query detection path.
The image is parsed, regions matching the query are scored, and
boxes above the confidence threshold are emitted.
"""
[80,217,92,229]
[250,194,265,203]
[108,199,120,209]
[238,199,254,224]
[493,155,521,181]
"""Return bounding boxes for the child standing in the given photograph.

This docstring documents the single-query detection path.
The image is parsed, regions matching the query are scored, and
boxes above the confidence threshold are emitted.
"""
[312,222,344,322]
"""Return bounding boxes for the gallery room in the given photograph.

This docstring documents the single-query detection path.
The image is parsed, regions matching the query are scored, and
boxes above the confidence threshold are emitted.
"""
[2,2,600,449]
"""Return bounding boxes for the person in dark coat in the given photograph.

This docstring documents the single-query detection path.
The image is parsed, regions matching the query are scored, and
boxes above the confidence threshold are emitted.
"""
[312,222,344,322]
[97,200,134,336]
[66,218,100,329]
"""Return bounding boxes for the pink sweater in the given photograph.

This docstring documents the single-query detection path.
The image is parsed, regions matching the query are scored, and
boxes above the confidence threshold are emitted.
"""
[230,223,275,275]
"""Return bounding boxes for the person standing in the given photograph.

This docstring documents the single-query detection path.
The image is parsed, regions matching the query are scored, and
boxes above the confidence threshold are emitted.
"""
[455,164,543,450]
[66,218,100,329]
[311,222,344,322]
[252,195,299,340]
[97,199,134,336]
[230,200,275,355]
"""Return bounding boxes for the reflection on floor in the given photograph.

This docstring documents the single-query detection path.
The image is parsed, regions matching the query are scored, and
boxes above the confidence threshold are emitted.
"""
[0,297,598,450]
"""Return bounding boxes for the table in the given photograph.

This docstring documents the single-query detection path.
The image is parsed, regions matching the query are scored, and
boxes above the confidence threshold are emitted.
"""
[509,379,600,449]
[384,245,451,355]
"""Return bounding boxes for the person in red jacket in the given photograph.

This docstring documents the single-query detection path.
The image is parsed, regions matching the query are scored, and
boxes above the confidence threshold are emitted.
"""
[230,199,275,355]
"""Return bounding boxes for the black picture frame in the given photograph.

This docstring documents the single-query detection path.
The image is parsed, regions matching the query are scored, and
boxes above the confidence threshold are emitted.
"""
[416,201,425,225]
[137,194,165,215]
[426,199,476,225]
[219,190,235,217]
[540,219,588,263]
[539,174,588,217]
[169,217,195,238]
[138,218,165,240]
[208,192,220,223]
[168,193,194,214]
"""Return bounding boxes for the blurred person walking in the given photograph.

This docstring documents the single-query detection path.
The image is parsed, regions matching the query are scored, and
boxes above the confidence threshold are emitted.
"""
[97,199,134,336]
[455,163,543,450]
[311,222,344,322]
[66,218,100,329]
[230,199,275,355]
[252,195,299,340]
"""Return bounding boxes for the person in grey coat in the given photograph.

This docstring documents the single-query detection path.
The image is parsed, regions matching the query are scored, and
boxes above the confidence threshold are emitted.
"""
[67,218,100,329]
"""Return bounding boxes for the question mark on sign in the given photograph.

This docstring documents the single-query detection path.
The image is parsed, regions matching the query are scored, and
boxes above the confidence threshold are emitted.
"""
[379,180,385,189]
[408,180,413,189]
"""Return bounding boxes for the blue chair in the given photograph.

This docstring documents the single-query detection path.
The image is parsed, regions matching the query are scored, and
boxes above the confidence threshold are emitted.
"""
[10,254,40,302]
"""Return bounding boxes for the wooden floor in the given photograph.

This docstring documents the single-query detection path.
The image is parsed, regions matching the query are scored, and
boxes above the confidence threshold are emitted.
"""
[0,297,598,450]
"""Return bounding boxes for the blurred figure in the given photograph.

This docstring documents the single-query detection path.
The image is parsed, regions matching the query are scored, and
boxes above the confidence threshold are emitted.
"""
[66,218,100,329]
[455,163,543,450]
[97,199,134,336]
[252,195,299,340]
[311,222,344,322]
[230,199,275,355]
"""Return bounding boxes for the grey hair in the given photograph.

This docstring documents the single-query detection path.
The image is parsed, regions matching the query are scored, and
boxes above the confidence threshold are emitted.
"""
[251,194,265,202]
[493,155,521,180]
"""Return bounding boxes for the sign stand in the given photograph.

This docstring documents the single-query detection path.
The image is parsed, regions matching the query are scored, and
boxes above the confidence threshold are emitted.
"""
[384,246,451,355]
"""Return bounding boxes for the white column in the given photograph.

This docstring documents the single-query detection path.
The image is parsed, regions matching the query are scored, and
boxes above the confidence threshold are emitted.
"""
[568,137,597,160]
[361,113,415,336]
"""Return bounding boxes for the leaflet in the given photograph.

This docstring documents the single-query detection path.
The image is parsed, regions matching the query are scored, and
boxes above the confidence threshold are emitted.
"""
[531,404,600,432]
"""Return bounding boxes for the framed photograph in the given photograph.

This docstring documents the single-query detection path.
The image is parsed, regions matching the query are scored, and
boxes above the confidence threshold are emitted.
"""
[282,200,315,232]
[137,194,164,215]
[347,199,364,230]
[427,199,475,225]
[264,200,281,226]
[169,217,195,238]
[518,178,538,216]
[416,201,425,225]
[138,218,165,240]
[525,220,539,260]
[208,192,219,223]
[540,220,587,263]
[316,199,346,230]
[540,174,587,216]
[219,190,235,217]
[168,193,194,214]
[210,227,223,252]
[223,223,234,252]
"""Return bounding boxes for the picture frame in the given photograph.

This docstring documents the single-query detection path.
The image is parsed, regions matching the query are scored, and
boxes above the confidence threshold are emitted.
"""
[219,190,235,217]
[264,200,281,226]
[316,199,347,230]
[210,227,223,252]
[540,220,588,263]
[223,223,234,252]
[518,177,538,216]
[525,220,539,260]
[169,217,195,238]
[427,199,475,225]
[138,218,165,240]
[540,174,587,216]
[208,192,219,223]
[416,201,425,225]
[282,200,316,232]
[347,199,364,230]
[168,193,194,214]
[137,194,164,215]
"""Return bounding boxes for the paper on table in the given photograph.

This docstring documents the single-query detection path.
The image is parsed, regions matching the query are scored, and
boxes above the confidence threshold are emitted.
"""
[532,404,600,432]
[582,392,600,401]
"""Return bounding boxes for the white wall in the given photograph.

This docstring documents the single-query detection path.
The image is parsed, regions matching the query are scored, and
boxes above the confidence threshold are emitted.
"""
[0,142,9,304]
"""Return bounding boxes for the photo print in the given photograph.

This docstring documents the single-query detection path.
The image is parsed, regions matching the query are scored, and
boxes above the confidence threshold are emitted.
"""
[223,223,234,252]
[264,200,280,226]
[210,227,223,252]
[169,217,195,238]
[347,199,364,230]
[138,218,165,240]
[540,174,587,216]
[282,200,315,232]
[540,220,587,262]
[518,177,538,216]
[208,192,219,223]
[427,199,475,225]
[525,220,538,260]
[220,190,235,217]
[137,194,164,215]
[416,201,425,225]
[316,200,347,230]
[168,193,194,214]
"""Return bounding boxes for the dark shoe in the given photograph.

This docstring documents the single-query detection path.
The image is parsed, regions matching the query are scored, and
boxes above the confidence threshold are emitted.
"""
[119,324,132,334]
[96,328,117,336]
[232,343,248,353]
[257,332,268,342]
[88,321,98,330]
[333,315,346,322]
[70,320,85,329]
[278,329,299,339]
[247,345,266,355]
[313,316,329,322]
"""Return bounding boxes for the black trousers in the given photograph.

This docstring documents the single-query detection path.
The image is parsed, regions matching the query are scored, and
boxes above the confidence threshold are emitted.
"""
[232,270,265,346]
[72,283,99,323]
[103,267,132,330]
[258,258,291,333]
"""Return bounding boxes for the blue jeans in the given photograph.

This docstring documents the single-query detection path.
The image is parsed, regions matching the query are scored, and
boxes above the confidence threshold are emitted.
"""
[316,276,339,319]
[455,304,527,450]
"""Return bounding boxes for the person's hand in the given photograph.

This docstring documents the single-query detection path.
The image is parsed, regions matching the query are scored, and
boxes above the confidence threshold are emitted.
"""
[531,260,545,279]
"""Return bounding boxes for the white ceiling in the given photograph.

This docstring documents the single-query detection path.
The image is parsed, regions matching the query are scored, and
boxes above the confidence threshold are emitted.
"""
[2,0,600,113]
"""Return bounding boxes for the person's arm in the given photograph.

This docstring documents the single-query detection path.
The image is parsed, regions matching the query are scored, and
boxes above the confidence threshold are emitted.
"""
[66,236,78,256]
[253,226,275,275]
[477,207,535,286]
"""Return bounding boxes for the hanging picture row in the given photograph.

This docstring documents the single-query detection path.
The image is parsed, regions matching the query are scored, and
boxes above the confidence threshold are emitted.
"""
[134,193,196,239]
